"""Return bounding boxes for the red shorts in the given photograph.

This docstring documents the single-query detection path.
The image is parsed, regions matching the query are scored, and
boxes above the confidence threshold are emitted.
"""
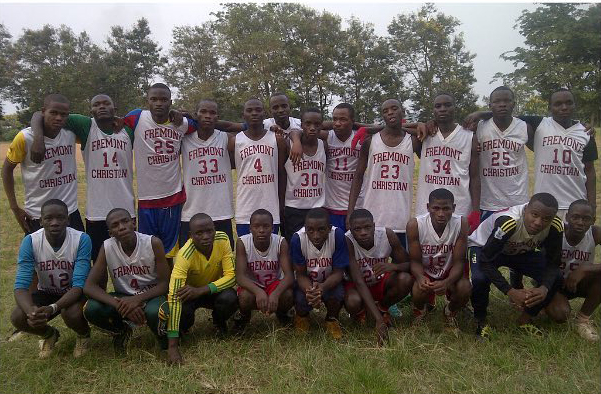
[237,280,281,297]
[344,272,391,303]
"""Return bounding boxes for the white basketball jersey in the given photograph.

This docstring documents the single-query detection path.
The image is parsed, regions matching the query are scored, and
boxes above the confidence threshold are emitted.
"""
[181,130,234,221]
[560,227,596,278]
[83,119,135,220]
[325,129,362,211]
[241,233,283,288]
[477,118,528,211]
[346,227,392,286]
[234,131,280,224]
[416,126,473,217]
[284,139,326,209]
[468,203,553,255]
[263,117,302,139]
[297,226,337,283]
[133,110,189,200]
[31,227,83,294]
[362,132,415,232]
[533,118,590,209]
[19,128,78,219]
[417,213,462,280]
[104,232,158,295]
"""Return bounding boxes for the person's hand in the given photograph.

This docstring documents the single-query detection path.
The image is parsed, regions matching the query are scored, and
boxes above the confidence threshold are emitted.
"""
[112,117,125,132]
[167,346,183,365]
[462,113,481,132]
[125,306,147,325]
[169,109,184,126]
[583,123,595,137]
[288,132,303,166]
[255,290,269,313]
[267,292,280,314]
[306,284,322,309]
[176,285,206,302]
[524,286,548,308]
[373,262,395,277]
[564,269,585,293]
[429,279,448,295]
[467,211,481,234]
[376,319,389,346]
[507,288,530,310]
[11,206,32,233]
[30,137,46,164]
[270,124,285,137]
[115,296,143,318]
[417,275,431,292]
[27,306,51,328]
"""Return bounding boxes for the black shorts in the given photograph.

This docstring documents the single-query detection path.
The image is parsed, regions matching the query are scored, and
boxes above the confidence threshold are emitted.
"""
[26,210,85,234]
[86,219,110,262]
[179,219,234,250]
[283,206,310,241]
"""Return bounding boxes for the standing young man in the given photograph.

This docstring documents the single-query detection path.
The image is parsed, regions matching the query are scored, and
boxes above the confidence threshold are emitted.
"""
[10,199,91,358]
[180,100,235,247]
[3,94,83,234]
[83,208,170,351]
[347,99,421,248]
[407,189,471,330]
[234,98,288,237]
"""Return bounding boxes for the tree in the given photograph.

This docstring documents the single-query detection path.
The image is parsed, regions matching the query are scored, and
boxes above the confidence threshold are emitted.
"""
[0,24,12,119]
[387,4,478,121]
[495,4,600,123]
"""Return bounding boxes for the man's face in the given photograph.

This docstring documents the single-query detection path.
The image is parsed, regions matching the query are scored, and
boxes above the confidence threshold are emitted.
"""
[90,95,116,121]
[489,90,515,118]
[190,218,215,249]
[524,201,557,235]
[250,214,273,243]
[427,198,455,227]
[349,217,375,248]
[332,108,353,134]
[381,100,404,127]
[243,100,265,127]
[107,211,136,241]
[566,204,594,235]
[301,112,322,139]
[269,95,291,123]
[40,204,69,238]
[147,88,171,118]
[42,101,70,133]
[305,218,331,249]
[196,101,219,130]
[550,91,575,122]
[433,95,455,123]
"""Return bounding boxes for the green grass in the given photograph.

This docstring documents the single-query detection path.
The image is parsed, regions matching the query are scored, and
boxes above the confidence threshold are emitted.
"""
[1,142,600,394]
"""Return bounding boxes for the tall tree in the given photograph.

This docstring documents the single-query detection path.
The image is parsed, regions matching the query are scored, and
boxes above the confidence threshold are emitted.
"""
[0,24,12,118]
[388,4,478,121]
[495,3,600,123]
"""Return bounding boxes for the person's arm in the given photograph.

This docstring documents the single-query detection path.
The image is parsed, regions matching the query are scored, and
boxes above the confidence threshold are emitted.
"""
[291,233,312,293]
[285,129,303,165]
[432,218,468,293]
[564,225,601,292]
[479,216,518,294]
[227,134,236,169]
[468,134,481,213]
[373,229,408,277]
[267,238,294,313]
[215,120,245,134]
[14,235,37,316]
[525,123,535,151]
[83,246,118,308]
[346,138,370,227]
[205,238,236,293]
[2,157,31,233]
[277,135,288,216]
[407,219,429,291]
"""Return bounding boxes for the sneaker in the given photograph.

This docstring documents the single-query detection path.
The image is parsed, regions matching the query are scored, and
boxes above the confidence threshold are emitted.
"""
[325,319,343,340]
[113,326,133,353]
[293,313,310,334]
[388,304,402,318]
[233,312,251,332]
[519,323,544,337]
[575,317,599,341]
[7,330,26,342]
[443,304,459,334]
[73,333,91,358]
[475,321,491,341]
[38,327,60,359]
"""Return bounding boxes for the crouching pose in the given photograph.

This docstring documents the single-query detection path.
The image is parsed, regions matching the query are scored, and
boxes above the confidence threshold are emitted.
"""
[407,189,471,331]
[235,209,294,329]
[83,208,170,352]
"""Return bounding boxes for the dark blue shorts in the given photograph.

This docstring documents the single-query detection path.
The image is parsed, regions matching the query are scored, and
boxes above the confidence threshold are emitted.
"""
[294,282,344,313]
[138,204,183,255]
[236,223,280,237]
[328,213,347,233]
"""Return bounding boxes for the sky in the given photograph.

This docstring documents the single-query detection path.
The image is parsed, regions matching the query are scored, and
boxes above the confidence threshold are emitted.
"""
[0,1,543,113]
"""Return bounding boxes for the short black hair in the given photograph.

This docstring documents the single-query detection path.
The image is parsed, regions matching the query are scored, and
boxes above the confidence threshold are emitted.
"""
[305,207,330,224]
[333,103,355,121]
[489,86,514,101]
[349,209,373,223]
[530,193,558,210]
[148,83,171,93]
[301,107,322,119]
[434,93,455,103]
[567,199,592,214]
[270,92,289,100]
[549,88,574,105]
[196,99,218,112]
[43,94,70,107]
[105,208,131,224]
[245,97,263,106]
[250,209,273,224]
[429,188,455,204]
[90,94,114,105]
[190,213,213,224]
[41,199,68,215]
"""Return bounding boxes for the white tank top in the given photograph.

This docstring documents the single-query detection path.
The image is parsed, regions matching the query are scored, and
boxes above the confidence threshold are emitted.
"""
[533,118,590,209]
[263,117,302,139]
[83,119,135,220]
[416,125,473,217]
[346,227,392,286]
[240,233,284,288]
[31,227,83,294]
[181,130,234,221]
[132,110,189,200]
[19,128,78,219]
[468,203,553,255]
[560,227,596,279]
[234,131,280,224]
[417,213,462,280]
[104,232,158,295]
[325,129,362,211]
[284,139,326,209]
[362,132,415,232]
[477,117,529,211]
[297,226,337,283]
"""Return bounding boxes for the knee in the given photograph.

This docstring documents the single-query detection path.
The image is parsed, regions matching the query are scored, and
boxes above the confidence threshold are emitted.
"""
[411,282,429,302]
[215,289,239,310]
[344,289,362,314]
[237,289,255,311]
[397,272,414,291]
[279,288,294,309]
[546,300,570,323]
[10,306,28,329]
[456,278,472,299]
[61,302,86,324]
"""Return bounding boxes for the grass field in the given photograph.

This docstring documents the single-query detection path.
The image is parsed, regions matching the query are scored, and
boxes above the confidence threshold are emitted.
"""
[1,140,600,394]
